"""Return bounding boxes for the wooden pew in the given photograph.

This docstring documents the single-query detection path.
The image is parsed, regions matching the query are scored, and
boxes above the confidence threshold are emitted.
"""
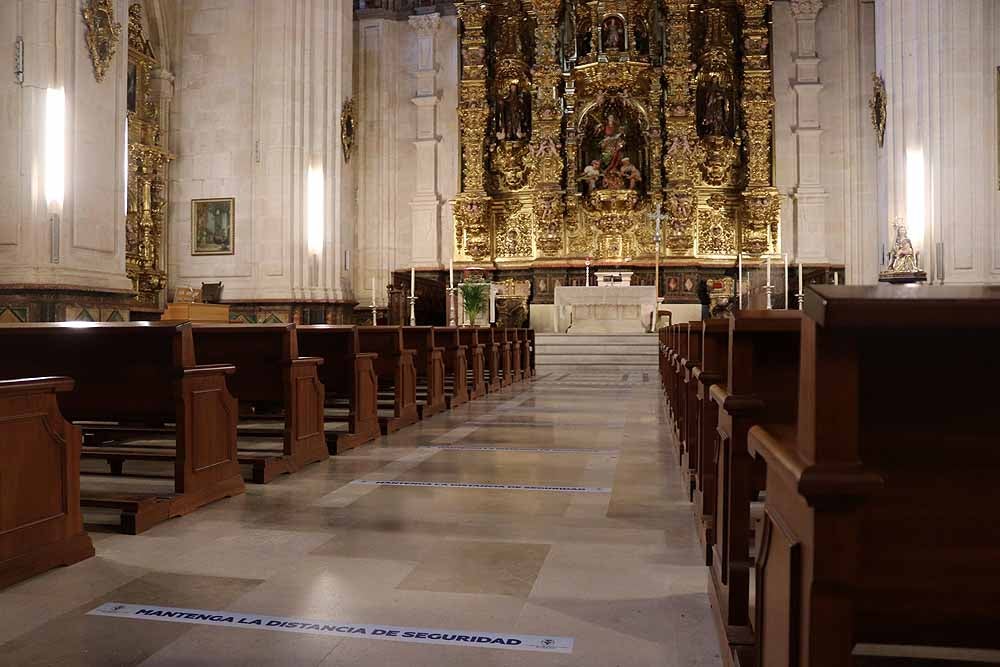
[459,327,486,399]
[692,318,730,565]
[665,324,680,424]
[748,286,1000,666]
[672,323,691,463]
[477,326,503,392]
[709,311,801,665]
[524,328,536,377]
[433,326,469,408]
[0,322,244,534]
[496,327,514,387]
[507,328,524,383]
[186,324,328,483]
[357,326,419,433]
[297,325,381,452]
[681,321,704,497]
[0,377,95,589]
[402,326,447,419]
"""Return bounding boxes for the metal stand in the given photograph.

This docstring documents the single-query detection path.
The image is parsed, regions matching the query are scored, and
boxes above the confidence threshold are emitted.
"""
[765,284,774,310]
[407,295,417,326]
[446,287,457,326]
[654,236,661,301]
[795,292,804,310]
[370,304,378,326]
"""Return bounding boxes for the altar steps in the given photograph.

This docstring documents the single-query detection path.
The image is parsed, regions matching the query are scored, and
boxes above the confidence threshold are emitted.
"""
[534,333,659,371]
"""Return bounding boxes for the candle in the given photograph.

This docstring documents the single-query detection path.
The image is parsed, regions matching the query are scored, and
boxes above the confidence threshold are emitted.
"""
[738,253,743,310]
[783,253,789,309]
[449,259,454,288]
[766,257,772,288]
[798,261,804,298]
[833,271,839,286]
[410,267,416,295]
[371,277,376,306]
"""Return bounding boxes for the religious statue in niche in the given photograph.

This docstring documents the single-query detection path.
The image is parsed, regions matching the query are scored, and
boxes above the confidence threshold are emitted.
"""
[698,77,734,138]
[576,16,592,59]
[602,15,625,52]
[497,84,531,141]
[633,19,650,56]
[558,2,576,68]
[886,220,919,273]
[577,101,647,195]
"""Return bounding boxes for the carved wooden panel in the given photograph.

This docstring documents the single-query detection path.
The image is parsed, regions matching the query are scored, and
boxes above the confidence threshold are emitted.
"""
[756,508,802,667]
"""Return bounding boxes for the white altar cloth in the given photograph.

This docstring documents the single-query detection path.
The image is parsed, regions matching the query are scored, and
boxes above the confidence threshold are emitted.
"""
[554,286,657,333]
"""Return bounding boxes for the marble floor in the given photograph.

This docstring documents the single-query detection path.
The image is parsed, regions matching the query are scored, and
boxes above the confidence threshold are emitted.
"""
[0,370,721,667]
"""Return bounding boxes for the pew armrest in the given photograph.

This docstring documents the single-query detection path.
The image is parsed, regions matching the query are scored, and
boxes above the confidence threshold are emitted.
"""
[0,376,75,394]
[748,424,883,506]
[697,371,722,388]
[291,356,325,367]
[183,364,236,377]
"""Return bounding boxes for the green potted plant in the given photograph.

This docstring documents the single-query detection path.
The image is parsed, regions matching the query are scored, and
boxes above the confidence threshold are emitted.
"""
[458,280,489,326]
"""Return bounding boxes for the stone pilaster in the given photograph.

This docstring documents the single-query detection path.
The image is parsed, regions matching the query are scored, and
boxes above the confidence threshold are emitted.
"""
[408,12,442,266]
[790,0,829,263]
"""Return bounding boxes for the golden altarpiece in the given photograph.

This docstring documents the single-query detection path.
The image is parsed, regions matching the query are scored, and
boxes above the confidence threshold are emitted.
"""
[126,4,173,309]
[452,0,780,271]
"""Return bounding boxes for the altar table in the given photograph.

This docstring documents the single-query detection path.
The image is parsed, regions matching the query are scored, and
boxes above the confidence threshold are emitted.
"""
[554,286,657,334]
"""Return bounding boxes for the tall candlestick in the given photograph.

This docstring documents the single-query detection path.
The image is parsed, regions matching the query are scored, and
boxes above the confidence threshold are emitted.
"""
[783,253,789,309]
[449,259,454,288]
[738,253,743,310]
[371,277,376,307]
[797,261,804,310]
[410,267,416,295]
[766,257,772,287]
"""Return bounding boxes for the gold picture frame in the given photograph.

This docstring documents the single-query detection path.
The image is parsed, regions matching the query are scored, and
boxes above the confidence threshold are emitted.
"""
[191,198,235,256]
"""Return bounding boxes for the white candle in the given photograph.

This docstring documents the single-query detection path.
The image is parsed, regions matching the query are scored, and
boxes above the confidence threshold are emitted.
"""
[766,257,772,288]
[371,277,376,306]
[798,261,804,297]
[783,253,789,309]
[449,259,454,288]
[411,267,416,295]
[833,271,839,286]
[738,253,743,309]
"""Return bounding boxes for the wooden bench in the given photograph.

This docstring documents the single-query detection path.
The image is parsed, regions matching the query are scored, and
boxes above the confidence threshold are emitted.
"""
[692,318,730,565]
[190,324,328,482]
[497,327,514,387]
[509,328,524,383]
[0,377,95,589]
[523,328,536,377]
[358,326,419,433]
[459,327,487,399]
[709,311,801,665]
[477,326,503,392]
[0,322,244,534]
[298,325,381,453]
[681,322,704,496]
[748,286,1000,666]
[402,326,447,419]
[433,326,469,409]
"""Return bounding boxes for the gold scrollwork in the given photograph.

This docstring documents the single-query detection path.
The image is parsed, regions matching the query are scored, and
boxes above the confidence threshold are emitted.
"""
[82,0,122,83]
[869,73,887,149]
[341,98,356,163]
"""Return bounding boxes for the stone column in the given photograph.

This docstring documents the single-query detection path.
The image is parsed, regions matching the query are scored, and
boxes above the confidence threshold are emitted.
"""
[408,12,442,267]
[789,0,829,263]
[874,0,999,284]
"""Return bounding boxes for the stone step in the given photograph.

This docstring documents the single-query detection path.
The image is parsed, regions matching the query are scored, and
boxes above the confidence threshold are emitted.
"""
[535,344,659,356]
[533,332,658,369]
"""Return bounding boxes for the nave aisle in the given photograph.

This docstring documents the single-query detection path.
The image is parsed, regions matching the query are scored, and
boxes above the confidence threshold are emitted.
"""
[0,370,719,667]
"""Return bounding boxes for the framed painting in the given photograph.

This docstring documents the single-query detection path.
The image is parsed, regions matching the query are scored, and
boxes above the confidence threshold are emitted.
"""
[191,198,235,256]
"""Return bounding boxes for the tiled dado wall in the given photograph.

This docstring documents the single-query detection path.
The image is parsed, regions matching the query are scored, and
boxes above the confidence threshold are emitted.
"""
[0,289,133,322]
[226,302,358,325]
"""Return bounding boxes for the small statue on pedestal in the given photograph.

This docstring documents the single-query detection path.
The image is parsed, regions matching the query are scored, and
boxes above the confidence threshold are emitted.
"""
[879,219,927,284]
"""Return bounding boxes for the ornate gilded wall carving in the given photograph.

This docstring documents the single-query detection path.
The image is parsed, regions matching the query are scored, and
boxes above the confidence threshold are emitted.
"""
[126,4,173,308]
[453,0,779,264]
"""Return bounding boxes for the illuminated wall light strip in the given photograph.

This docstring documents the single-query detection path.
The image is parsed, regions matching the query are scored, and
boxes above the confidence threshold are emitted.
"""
[307,165,325,256]
[905,148,925,247]
[45,88,66,209]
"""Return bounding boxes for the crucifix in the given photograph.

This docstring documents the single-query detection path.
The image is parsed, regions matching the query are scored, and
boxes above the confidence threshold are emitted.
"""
[649,203,667,301]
